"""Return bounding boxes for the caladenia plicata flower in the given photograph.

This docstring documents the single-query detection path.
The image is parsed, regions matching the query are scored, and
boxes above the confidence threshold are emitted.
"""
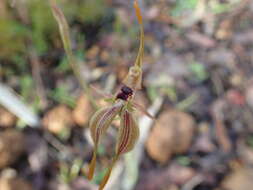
[87,1,154,189]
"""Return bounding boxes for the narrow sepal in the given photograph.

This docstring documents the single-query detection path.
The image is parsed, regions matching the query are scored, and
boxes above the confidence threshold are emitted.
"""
[98,155,119,190]
[134,0,144,68]
[134,0,143,25]
[90,85,114,99]
[86,145,97,180]
[132,101,155,120]
[87,102,122,180]
[122,0,144,90]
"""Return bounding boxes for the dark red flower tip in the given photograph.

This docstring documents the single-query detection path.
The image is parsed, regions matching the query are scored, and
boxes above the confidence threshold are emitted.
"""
[121,86,133,95]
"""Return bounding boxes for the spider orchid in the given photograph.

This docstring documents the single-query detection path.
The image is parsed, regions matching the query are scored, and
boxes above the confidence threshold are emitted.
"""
[87,1,154,189]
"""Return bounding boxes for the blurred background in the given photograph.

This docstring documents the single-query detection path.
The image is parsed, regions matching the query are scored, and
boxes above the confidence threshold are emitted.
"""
[1,0,253,189]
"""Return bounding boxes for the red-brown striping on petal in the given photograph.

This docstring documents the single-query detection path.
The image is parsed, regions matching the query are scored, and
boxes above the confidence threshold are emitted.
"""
[118,112,131,153]
[89,102,123,144]
[116,109,139,155]
[87,102,123,180]
[95,106,117,140]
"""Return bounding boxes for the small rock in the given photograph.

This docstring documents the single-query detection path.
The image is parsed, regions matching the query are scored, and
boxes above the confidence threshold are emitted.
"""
[72,95,93,127]
[0,130,25,169]
[43,105,73,135]
[0,172,33,190]
[0,107,17,128]
[146,109,196,163]
[222,167,253,190]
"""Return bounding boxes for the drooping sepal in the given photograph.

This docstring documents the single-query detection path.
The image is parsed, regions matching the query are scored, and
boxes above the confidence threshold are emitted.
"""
[98,154,119,190]
[87,102,123,180]
[132,101,155,120]
[89,102,123,144]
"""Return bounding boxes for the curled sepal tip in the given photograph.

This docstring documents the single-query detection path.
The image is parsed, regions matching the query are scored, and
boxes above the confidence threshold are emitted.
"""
[86,145,97,180]
[98,155,119,190]
[87,103,123,180]
[134,0,143,25]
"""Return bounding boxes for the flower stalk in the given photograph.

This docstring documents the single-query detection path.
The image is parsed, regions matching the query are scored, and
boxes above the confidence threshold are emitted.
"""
[86,1,153,189]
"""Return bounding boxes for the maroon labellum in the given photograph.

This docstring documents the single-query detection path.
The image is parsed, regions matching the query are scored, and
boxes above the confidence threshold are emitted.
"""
[116,85,133,101]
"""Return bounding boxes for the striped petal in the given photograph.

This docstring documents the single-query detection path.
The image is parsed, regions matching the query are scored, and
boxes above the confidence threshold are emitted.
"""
[97,109,139,189]
[87,102,123,180]
[116,109,140,155]
[90,102,123,144]
[98,110,139,190]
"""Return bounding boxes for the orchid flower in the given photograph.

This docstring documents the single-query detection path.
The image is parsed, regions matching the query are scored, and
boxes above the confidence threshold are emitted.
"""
[49,0,152,188]
[87,1,153,189]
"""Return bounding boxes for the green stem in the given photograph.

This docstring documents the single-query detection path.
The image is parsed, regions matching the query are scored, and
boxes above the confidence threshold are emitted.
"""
[49,0,97,109]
